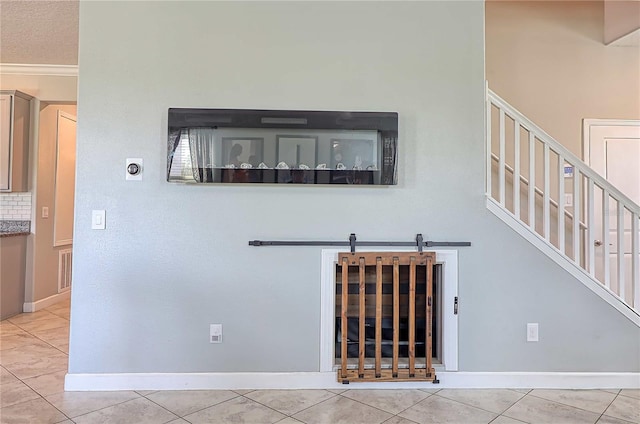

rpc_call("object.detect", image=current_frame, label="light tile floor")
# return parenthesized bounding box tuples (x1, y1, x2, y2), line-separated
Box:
(1, 300, 639, 423)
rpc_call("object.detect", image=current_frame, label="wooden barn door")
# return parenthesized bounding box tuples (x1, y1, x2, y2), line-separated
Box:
(336, 251, 436, 383)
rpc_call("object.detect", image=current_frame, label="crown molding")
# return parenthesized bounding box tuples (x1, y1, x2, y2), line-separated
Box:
(0, 63, 78, 77)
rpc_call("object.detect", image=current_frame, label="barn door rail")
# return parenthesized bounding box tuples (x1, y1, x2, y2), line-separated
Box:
(249, 233, 471, 253)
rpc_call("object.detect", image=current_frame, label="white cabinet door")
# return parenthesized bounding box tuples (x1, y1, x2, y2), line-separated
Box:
(0, 94, 11, 191)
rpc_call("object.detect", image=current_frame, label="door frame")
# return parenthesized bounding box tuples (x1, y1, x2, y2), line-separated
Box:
(53, 110, 77, 247)
(582, 118, 640, 296)
(583, 119, 640, 168)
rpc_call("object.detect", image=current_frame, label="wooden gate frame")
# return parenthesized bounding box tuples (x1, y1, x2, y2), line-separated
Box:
(338, 251, 437, 383)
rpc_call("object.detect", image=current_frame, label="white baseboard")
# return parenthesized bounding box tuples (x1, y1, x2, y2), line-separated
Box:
(23, 290, 70, 313)
(64, 371, 640, 391)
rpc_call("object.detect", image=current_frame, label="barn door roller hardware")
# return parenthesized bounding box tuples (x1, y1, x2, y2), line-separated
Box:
(249, 233, 471, 252)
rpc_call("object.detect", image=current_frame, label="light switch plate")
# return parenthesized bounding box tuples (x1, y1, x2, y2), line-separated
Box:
(91, 210, 106, 230)
(42, 206, 49, 219)
(565, 194, 573, 207)
(527, 323, 539, 342)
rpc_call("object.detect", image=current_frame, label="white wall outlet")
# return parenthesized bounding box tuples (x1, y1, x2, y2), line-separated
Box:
(42, 206, 49, 218)
(91, 210, 106, 230)
(126, 158, 143, 181)
(565, 193, 573, 207)
(210, 324, 223, 343)
(527, 323, 539, 342)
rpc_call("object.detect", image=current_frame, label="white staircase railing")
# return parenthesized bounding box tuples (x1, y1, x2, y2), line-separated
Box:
(486, 88, 639, 317)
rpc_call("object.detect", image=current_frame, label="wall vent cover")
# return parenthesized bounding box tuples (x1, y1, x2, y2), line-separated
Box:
(58, 248, 72, 293)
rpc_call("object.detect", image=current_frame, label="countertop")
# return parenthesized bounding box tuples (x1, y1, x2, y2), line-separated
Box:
(0, 220, 30, 238)
(0, 231, 30, 238)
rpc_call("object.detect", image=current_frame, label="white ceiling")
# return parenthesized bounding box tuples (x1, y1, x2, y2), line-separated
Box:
(0, 0, 79, 65)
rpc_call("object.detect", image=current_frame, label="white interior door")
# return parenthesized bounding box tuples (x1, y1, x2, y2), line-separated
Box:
(585, 120, 640, 302)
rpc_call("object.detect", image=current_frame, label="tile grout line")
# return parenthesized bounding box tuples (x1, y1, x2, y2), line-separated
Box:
(5, 316, 70, 356)
(500, 391, 532, 423)
(594, 391, 619, 424)
(526, 390, 620, 417)
(374, 391, 435, 421)
(434, 390, 527, 417)
(241, 390, 339, 419)
(141, 390, 239, 420)
(488, 411, 529, 424)
(338, 390, 435, 421)
(119, 394, 181, 422)
(2, 319, 73, 422)
(593, 391, 638, 424)
(12, 306, 127, 424)
(62, 394, 150, 422)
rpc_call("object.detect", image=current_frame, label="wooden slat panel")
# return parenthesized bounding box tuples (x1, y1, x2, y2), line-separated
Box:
(339, 294, 427, 318)
(337, 251, 437, 384)
(408, 256, 416, 376)
(358, 258, 366, 378)
(341, 368, 436, 383)
(375, 257, 382, 378)
(341, 257, 348, 379)
(426, 256, 433, 372)
(392, 257, 399, 377)
(338, 252, 434, 266)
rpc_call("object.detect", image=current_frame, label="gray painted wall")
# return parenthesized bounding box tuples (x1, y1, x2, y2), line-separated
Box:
(69, 1, 639, 374)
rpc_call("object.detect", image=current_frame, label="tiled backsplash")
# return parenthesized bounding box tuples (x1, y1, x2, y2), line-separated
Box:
(0, 192, 32, 220)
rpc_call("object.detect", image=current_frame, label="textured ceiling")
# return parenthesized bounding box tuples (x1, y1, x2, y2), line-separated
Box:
(0, 0, 79, 65)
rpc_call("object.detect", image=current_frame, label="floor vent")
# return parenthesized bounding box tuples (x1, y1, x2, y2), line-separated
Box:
(58, 248, 73, 293)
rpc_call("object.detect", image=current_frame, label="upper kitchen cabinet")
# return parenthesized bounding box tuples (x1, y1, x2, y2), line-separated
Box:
(1, 90, 32, 192)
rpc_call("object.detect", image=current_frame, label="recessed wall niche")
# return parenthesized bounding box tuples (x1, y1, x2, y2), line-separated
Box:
(167, 109, 398, 185)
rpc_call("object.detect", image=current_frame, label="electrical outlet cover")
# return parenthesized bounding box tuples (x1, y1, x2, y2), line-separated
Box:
(210, 324, 223, 343)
